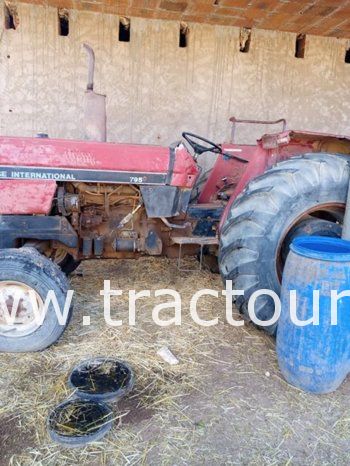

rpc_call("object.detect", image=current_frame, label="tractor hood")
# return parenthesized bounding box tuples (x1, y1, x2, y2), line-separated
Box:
(0, 136, 199, 189)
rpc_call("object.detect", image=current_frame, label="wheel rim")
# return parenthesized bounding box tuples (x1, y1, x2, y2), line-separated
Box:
(0, 281, 44, 338)
(276, 203, 344, 281)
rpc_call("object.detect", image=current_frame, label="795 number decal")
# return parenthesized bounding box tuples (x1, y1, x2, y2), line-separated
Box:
(130, 176, 147, 183)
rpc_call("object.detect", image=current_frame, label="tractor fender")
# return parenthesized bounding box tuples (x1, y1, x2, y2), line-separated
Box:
(0, 215, 78, 249)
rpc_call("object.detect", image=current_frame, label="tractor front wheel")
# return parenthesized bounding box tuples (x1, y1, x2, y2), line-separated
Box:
(219, 153, 348, 334)
(0, 248, 72, 352)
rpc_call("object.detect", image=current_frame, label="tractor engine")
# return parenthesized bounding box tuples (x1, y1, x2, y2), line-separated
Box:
(57, 183, 163, 258)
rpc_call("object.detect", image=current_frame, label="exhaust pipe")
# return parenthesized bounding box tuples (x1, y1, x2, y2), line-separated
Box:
(83, 43, 107, 142)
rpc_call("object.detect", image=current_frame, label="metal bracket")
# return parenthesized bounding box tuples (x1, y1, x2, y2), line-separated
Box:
(177, 242, 205, 272)
(171, 236, 218, 272)
(229, 116, 287, 143)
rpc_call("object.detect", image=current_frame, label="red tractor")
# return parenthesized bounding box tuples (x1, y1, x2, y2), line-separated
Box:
(0, 46, 349, 352)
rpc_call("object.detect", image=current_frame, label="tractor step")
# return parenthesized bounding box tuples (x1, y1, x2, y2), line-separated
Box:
(171, 236, 218, 271)
(171, 236, 218, 245)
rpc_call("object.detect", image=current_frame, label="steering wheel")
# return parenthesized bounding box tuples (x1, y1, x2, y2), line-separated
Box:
(182, 132, 222, 155)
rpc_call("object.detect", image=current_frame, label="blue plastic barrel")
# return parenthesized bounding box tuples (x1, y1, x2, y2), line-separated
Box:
(277, 236, 350, 394)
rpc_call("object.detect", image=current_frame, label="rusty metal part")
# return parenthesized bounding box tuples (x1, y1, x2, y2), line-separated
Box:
(229, 116, 287, 143)
(64, 194, 80, 213)
(58, 187, 80, 216)
(116, 202, 143, 229)
(64, 181, 171, 257)
(107, 201, 143, 250)
(161, 217, 191, 229)
(57, 186, 68, 215)
(144, 230, 162, 255)
(83, 237, 93, 256)
(114, 238, 136, 252)
(81, 211, 103, 229)
(74, 183, 140, 207)
(171, 236, 218, 245)
(171, 236, 218, 271)
(94, 236, 104, 256)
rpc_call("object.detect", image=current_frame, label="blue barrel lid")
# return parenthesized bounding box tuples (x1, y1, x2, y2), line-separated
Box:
(290, 236, 350, 262)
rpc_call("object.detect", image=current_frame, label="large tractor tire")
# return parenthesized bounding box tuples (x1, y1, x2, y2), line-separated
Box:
(0, 248, 73, 352)
(219, 153, 349, 334)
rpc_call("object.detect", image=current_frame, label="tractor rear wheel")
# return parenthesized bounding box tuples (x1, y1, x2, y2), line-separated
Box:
(219, 153, 349, 334)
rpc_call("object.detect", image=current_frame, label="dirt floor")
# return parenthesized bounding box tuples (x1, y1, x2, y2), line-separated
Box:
(0, 257, 350, 465)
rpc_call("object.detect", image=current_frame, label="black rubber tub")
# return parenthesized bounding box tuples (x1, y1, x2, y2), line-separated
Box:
(48, 399, 114, 447)
(68, 357, 135, 402)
